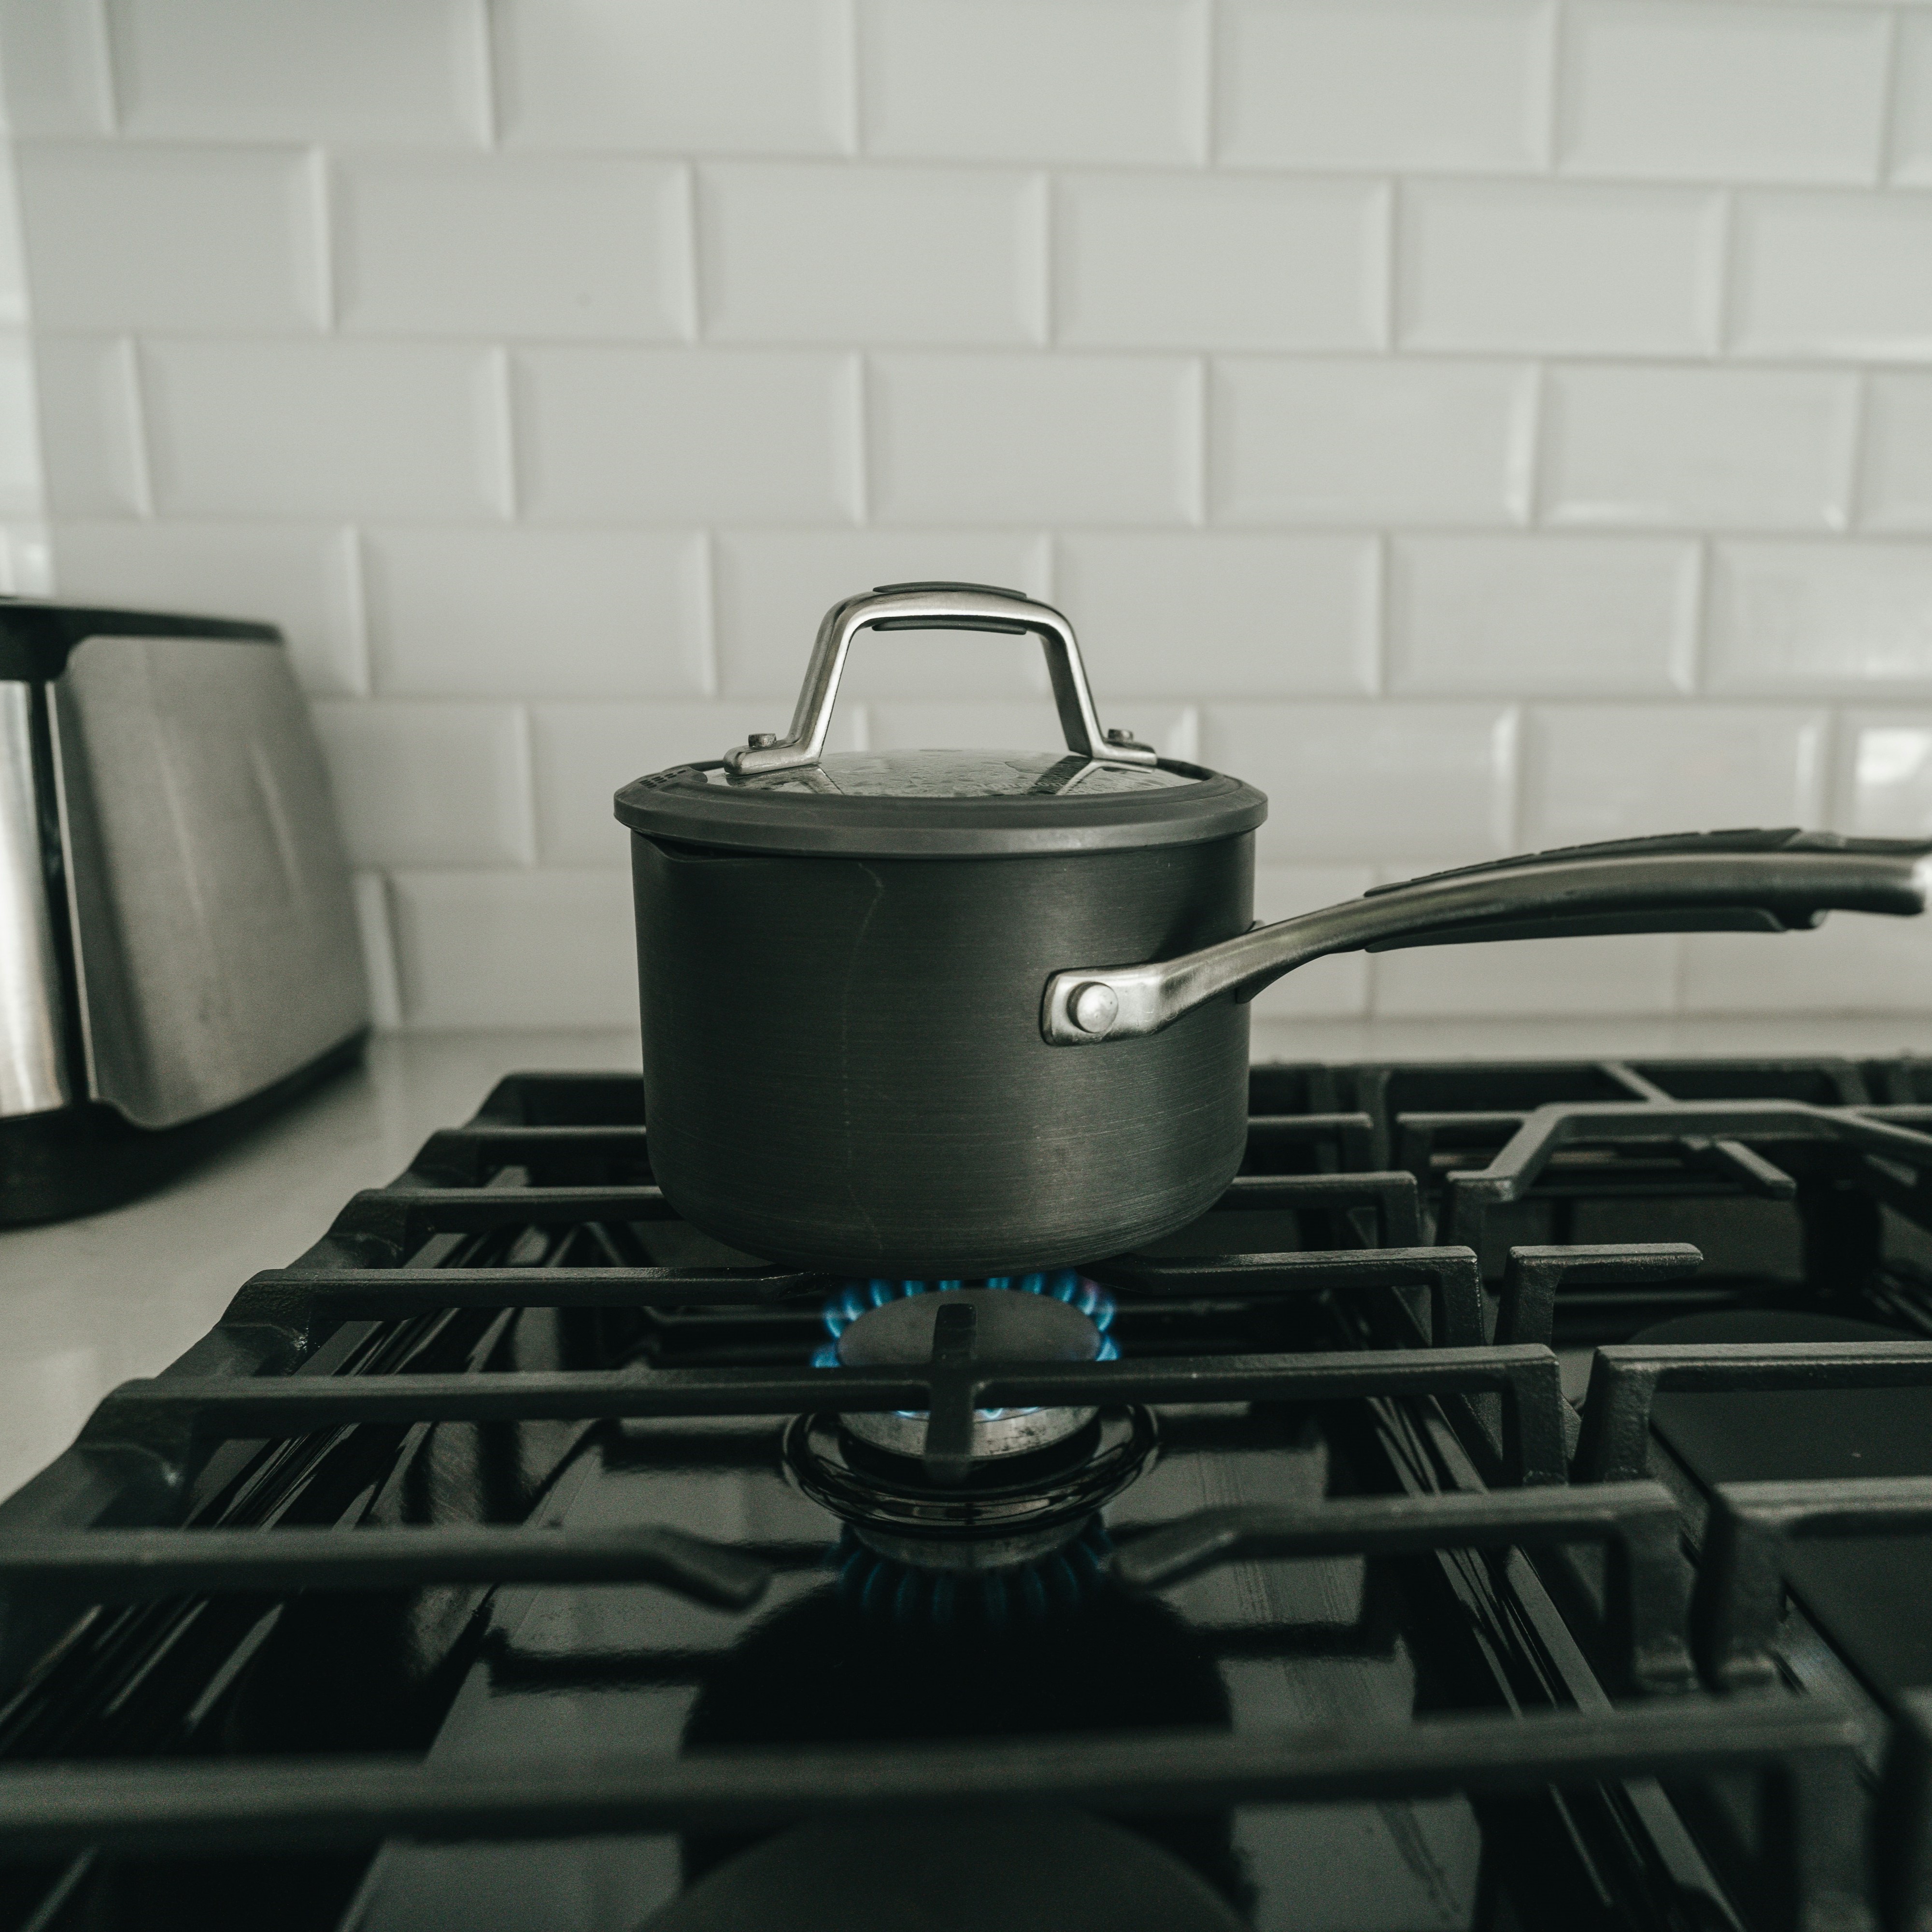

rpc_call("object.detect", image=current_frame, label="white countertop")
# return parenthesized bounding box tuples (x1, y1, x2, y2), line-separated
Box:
(8, 1013, 1932, 1505)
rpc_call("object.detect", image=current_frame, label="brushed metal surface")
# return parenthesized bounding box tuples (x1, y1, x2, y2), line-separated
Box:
(633, 833, 1252, 1276)
(51, 634, 368, 1129)
(0, 682, 71, 1117)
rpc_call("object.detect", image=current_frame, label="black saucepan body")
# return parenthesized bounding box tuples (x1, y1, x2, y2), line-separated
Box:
(629, 832, 1252, 1277)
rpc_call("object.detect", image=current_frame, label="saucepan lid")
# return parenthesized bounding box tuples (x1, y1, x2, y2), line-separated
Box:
(613, 583, 1266, 860)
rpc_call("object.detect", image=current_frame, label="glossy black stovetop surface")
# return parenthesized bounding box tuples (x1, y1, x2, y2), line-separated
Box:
(9, 1057, 1932, 1931)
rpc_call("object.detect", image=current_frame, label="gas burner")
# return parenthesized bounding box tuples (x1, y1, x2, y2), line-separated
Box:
(833, 1520, 1115, 1627)
(830, 1286, 1109, 1460)
(783, 1406, 1156, 1567)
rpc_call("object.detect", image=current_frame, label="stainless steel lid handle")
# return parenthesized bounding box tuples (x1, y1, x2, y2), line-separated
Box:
(723, 582, 1156, 776)
(1042, 830, 1932, 1045)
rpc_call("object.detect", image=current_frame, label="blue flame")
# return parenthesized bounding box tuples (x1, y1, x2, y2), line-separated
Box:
(834, 1520, 1113, 1627)
(811, 1272, 1119, 1415)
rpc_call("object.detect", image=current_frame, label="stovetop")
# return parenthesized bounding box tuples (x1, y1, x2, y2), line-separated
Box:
(7, 1058, 1932, 1930)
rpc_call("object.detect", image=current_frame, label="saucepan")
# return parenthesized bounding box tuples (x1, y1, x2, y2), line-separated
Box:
(615, 583, 1932, 1278)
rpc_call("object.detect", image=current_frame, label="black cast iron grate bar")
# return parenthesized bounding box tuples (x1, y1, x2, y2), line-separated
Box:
(1094, 1246, 1484, 1347)
(1440, 1101, 1932, 1251)
(79, 1345, 1572, 1488)
(1600, 1063, 1801, 1200)
(1112, 1481, 1694, 1696)
(1693, 1477, 1932, 1691)
(1574, 1340, 1932, 1483)
(0, 1699, 1859, 1866)
(1497, 1244, 1705, 1350)
(0, 1524, 768, 1609)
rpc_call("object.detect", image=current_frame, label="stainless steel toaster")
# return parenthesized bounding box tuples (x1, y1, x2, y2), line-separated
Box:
(0, 601, 368, 1222)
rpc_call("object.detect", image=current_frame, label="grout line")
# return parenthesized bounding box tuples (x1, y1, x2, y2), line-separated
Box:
(91, 0, 121, 135)
(1195, 0, 1218, 168)
(118, 335, 155, 518)
(1681, 535, 1709, 700)
(679, 162, 703, 342)
(1877, 4, 1904, 187)
(510, 701, 538, 867)
(848, 352, 870, 525)
(1842, 368, 1873, 535)
(1032, 171, 1054, 347)
(307, 147, 335, 332)
(841, 0, 864, 159)
(1187, 354, 1209, 526)
(1370, 531, 1391, 699)
(1541, 0, 1566, 177)
(472, 0, 501, 150)
(484, 342, 517, 519)
(1381, 178, 1403, 351)
(1706, 187, 1736, 360)
(693, 529, 720, 698)
(342, 524, 373, 698)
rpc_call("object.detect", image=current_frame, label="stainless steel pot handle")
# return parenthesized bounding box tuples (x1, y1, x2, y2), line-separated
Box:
(723, 582, 1157, 776)
(1041, 829, 1932, 1045)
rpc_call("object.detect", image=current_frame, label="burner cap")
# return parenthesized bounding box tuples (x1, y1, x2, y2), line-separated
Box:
(838, 1289, 1101, 1461)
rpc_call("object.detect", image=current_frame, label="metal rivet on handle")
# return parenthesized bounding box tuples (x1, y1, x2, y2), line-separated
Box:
(747, 732, 779, 749)
(1068, 982, 1119, 1036)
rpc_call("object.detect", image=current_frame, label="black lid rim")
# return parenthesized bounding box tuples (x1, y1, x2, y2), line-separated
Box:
(613, 759, 1267, 858)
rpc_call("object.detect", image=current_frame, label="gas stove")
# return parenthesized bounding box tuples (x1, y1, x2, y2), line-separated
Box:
(7, 1058, 1932, 1929)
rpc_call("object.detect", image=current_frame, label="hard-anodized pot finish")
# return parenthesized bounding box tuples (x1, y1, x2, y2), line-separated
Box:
(630, 831, 1251, 1277)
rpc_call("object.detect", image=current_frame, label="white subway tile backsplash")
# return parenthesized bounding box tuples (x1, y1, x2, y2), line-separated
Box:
(1054, 174, 1386, 352)
(33, 335, 145, 516)
(859, 0, 1206, 164)
(142, 341, 508, 518)
(495, 0, 853, 156)
(1558, 1, 1889, 185)
(1371, 916, 1679, 1016)
(349, 871, 402, 1031)
(336, 155, 691, 341)
(700, 165, 1043, 346)
(868, 352, 1199, 525)
(1398, 181, 1724, 354)
(1730, 193, 1932, 359)
(17, 143, 323, 331)
(516, 348, 862, 524)
(310, 699, 533, 867)
(0, 336, 39, 517)
(1860, 373, 1932, 530)
(1839, 709, 1932, 837)
(1681, 912, 1932, 1013)
(1249, 864, 1373, 1020)
(1218, 0, 1554, 173)
(1889, 13, 1932, 188)
(1209, 356, 1534, 526)
(529, 697, 865, 867)
(713, 529, 1049, 698)
(389, 868, 639, 1028)
(51, 520, 364, 696)
(1388, 535, 1697, 695)
(1055, 531, 1378, 697)
(108, 0, 489, 144)
(1522, 703, 1827, 845)
(1200, 701, 1518, 861)
(365, 527, 709, 700)
(1540, 363, 1857, 530)
(0, 0, 115, 135)
(1709, 541, 1932, 694)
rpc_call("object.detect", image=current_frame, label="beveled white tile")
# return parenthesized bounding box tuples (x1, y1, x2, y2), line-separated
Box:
(349, 871, 402, 1031)
(0, 0, 116, 135)
(515, 349, 862, 524)
(1055, 531, 1378, 698)
(109, 0, 490, 143)
(859, 0, 1207, 164)
(700, 164, 1043, 345)
(389, 869, 640, 1028)
(18, 142, 324, 331)
(496, 0, 853, 155)
(52, 520, 364, 696)
(1838, 710, 1932, 837)
(337, 155, 691, 340)
(1219, 0, 1554, 172)
(365, 527, 709, 699)
(142, 341, 508, 518)
(33, 335, 145, 516)
(1522, 704, 1826, 845)
(1209, 357, 1534, 526)
(1199, 701, 1518, 861)
(1730, 192, 1932, 359)
(1541, 363, 1856, 531)
(1890, 13, 1932, 187)
(714, 530, 1050, 698)
(1559, 1, 1888, 184)
(1388, 536, 1697, 695)
(0, 336, 39, 518)
(1055, 174, 1386, 351)
(309, 699, 533, 867)
(1250, 864, 1373, 1021)
(1680, 912, 1932, 1013)
(1398, 181, 1724, 355)
(1859, 373, 1932, 530)
(868, 353, 1200, 525)
(530, 698, 862, 867)
(1707, 542, 1932, 693)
